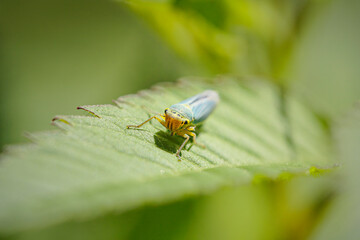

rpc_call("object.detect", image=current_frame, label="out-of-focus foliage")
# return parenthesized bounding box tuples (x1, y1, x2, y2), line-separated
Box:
(127, 0, 312, 79)
(310, 104, 360, 240)
(184, 175, 336, 240)
(288, 0, 360, 120)
(10, 175, 337, 240)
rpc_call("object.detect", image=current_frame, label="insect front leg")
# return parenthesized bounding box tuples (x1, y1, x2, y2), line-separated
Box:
(127, 115, 165, 129)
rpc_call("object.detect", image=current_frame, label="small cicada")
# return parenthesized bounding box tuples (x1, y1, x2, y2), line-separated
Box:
(127, 90, 219, 160)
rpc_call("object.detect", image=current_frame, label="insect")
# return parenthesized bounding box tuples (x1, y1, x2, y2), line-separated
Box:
(127, 90, 219, 160)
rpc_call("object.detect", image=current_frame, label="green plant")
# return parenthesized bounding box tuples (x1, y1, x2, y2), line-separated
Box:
(0, 0, 359, 239)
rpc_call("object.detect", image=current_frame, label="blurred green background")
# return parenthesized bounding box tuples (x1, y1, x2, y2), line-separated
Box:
(1, 0, 359, 150)
(1, 0, 360, 239)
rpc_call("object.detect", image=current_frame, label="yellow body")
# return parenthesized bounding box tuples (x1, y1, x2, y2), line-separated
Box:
(126, 108, 203, 160)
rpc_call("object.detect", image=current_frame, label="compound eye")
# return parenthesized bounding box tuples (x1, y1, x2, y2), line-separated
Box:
(164, 109, 168, 114)
(184, 120, 189, 124)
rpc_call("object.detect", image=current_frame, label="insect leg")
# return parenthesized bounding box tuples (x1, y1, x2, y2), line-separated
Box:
(127, 115, 165, 129)
(155, 114, 167, 128)
(187, 131, 205, 148)
(176, 134, 190, 161)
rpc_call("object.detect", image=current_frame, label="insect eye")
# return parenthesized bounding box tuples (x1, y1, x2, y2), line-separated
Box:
(164, 109, 168, 114)
(184, 120, 188, 124)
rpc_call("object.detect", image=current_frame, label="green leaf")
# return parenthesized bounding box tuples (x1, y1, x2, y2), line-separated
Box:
(0, 77, 333, 235)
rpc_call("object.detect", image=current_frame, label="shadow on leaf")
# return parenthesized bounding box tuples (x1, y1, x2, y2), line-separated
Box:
(154, 131, 181, 154)
(153, 125, 205, 155)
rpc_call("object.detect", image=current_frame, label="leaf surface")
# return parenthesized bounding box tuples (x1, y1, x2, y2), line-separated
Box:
(0, 77, 333, 234)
